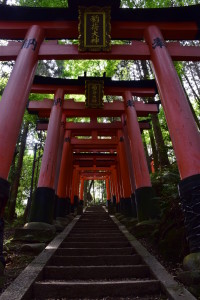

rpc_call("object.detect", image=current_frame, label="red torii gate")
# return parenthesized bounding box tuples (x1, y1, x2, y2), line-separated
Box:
(27, 76, 158, 221)
(0, 1, 199, 262)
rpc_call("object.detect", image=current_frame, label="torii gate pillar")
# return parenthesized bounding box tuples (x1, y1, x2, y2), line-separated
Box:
(118, 132, 132, 216)
(0, 25, 44, 265)
(145, 26, 200, 253)
(124, 92, 159, 221)
(55, 130, 72, 218)
(79, 177, 84, 206)
(29, 89, 64, 224)
(106, 176, 111, 206)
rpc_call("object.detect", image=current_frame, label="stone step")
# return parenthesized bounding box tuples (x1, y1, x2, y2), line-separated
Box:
(64, 237, 127, 242)
(49, 254, 141, 266)
(44, 265, 150, 280)
(69, 233, 124, 238)
(73, 225, 118, 229)
(34, 279, 160, 299)
(56, 247, 135, 256)
(80, 219, 111, 221)
(60, 241, 131, 248)
(70, 229, 120, 234)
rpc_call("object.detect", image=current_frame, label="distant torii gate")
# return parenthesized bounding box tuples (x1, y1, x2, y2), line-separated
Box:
(0, 1, 199, 262)
(27, 76, 158, 223)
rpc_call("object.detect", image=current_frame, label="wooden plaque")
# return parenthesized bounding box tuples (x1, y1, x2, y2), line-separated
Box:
(85, 80, 104, 108)
(78, 6, 111, 52)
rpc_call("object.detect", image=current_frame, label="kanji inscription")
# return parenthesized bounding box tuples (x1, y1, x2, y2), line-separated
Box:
(78, 6, 111, 52)
(85, 80, 104, 108)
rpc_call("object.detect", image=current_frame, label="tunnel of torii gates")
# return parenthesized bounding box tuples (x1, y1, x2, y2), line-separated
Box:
(0, 0, 200, 264)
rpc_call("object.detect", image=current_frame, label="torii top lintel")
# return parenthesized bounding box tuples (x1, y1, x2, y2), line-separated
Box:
(31, 75, 157, 96)
(0, 4, 200, 40)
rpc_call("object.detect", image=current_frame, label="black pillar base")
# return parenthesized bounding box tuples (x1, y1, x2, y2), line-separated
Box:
(116, 203, 120, 213)
(107, 199, 111, 207)
(178, 174, 200, 253)
(54, 195, 58, 219)
(112, 195, 117, 206)
(131, 193, 137, 218)
(71, 204, 75, 213)
(120, 198, 125, 213)
(29, 187, 55, 224)
(135, 187, 159, 222)
(74, 195, 79, 209)
(79, 200, 84, 206)
(123, 197, 132, 217)
(55, 197, 68, 218)
(66, 197, 71, 215)
(0, 177, 10, 267)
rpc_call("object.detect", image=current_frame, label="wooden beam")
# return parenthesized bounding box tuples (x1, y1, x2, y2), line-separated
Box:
(28, 99, 159, 118)
(1, 42, 200, 61)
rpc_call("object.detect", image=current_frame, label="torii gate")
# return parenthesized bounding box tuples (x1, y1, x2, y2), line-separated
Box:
(0, 1, 199, 262)
(27, 76, 158, 222)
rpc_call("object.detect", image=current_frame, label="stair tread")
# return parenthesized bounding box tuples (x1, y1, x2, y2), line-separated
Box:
(36, 279, 159, 284)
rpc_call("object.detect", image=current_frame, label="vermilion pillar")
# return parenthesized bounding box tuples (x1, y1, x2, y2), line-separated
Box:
(66, 149, 73, 204)
(71, 167, 79, 213)
(75, 171, 80, 207)
(54, 113, 66, 192)
(30, 89, 64, 224)
(117, 131, 132, 216)
(145, 25, 200, 253)
(116, 162, 123, 212)
(79, 177, 84, 205)
(124, 91, 158, 221)
(0, 26, 45, 182)
(54, 113, 66, 218)
(56, 130, 71, 218)
(110, 171, 116, 206)
(122, 116, 137, 218)
(106, 176, 111, 206)
(0, 25, 44, 265)
(112, 167, 120, 209)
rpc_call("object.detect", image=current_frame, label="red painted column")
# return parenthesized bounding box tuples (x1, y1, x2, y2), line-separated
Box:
(54, 113, 66, 193)
(79, 177, 84, 203)
(30, 89, 64, 224)
(124, 93, 151, 188)
(0, 25, 45, 235)
(117, 131, 132, 216)
(145, 25, 200, 253)
(122, 115, 137, 218)
(116, 162, 123, 203)
(0, 25, 45, 265)
(110, 171, 116, 205)
(71, 167, 79, 212)
(66, 149, 73, 203)
(112, 167, 120, 209)
(123, 91, 158, 221)
(106, 176, 111, 205)
(145, 26, 200, 180)
(0, 26, 45, 181)
(56, 130, 71, 217)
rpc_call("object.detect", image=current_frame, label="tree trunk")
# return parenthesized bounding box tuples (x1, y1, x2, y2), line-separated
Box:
(142, 133, 151, 173)
(149, 129, 159, 172)
(139, 60, 170, 169)
(182, 78, 200, 130)
(7, 122, 29, 222)
(151, 114, 170, 169)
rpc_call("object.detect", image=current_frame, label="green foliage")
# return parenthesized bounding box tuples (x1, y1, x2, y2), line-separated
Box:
(18, 0, 68, 7)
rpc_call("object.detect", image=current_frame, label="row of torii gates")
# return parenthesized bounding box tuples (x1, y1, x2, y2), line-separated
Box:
(0, 0, 200, 264)
(27, 75, 159, 223)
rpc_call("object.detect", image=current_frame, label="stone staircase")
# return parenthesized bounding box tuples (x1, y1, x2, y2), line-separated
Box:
(33, 206, 166, 299)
